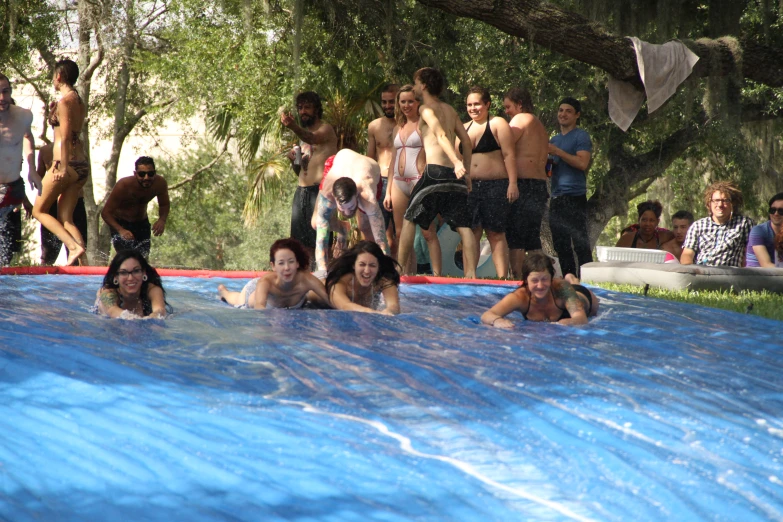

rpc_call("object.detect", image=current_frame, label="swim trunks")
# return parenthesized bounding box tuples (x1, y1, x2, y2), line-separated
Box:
(291, 184, 319, 249)
(468, 178, 511, 233)
(110, 217, 152, 258)
(0, 178, 26, 265)
(507, 178, 548, 251)
(404, 164, 471, 231)
(318, 155, 337, 191)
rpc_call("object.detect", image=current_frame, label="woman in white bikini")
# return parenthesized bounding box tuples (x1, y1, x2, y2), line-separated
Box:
(218, 238, 330, 309)
(384, 84, 442, 275)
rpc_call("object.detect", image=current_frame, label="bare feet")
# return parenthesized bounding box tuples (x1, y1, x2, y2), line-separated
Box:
(217, 284, 229, 302)
(66, 244, 85, 266)
(564, 273, 580, 285)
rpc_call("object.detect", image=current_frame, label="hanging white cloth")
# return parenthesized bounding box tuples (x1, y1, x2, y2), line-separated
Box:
(608, 37, 700, 131)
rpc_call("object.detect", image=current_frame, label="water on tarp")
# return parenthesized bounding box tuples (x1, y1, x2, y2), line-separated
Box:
(1, 276, 782, 522)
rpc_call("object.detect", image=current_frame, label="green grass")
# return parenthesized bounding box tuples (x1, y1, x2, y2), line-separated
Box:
(591, 282, 783, 322)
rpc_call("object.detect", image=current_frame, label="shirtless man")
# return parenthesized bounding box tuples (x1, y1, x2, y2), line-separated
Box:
(503, 87, 550, 279)
(0, 73, 38, 266)
(396, 67, 477, 278)
(37, 142, 88, 264)
(282, 91, 339, 262)
(366, 83, 398, 254)
(661, 210, 694, 262)
(101, 156, 170, 258)
(311, 148, 388, 273)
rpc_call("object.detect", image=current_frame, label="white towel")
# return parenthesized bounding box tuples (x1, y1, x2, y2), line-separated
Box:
(608, 37, 700, 131)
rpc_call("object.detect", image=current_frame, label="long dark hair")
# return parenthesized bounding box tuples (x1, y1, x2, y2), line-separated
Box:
(103, 250, 167, 303)
(326, 241, 400, 295)
(520, 251, 555, 288)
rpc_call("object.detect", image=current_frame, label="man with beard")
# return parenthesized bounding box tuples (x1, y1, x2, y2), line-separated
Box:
(101, 156, 170, 258)
(0, 73, 38, 265)
(282, 91, 338, 262)
(366, 83, 398, 253)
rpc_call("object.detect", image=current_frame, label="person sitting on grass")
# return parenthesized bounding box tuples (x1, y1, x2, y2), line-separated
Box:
(481, 251, 598, 327)
(326, 240, 401, 315)
(616, 200, 674, 249)
(96, 250, 169, 319)
(218, 238, 330, 309)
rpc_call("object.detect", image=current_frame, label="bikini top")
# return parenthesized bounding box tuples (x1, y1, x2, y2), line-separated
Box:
(521, 287, 569, 321)
(48, 90, 83, 128)
(117, 293, 153, 317)
(631, 230, 661, 249)
(459, 120, 501, 155)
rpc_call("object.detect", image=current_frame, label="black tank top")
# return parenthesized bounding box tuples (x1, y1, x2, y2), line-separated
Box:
(459, 120, 501, 154)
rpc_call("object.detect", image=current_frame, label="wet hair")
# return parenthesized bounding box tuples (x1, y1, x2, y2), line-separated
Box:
(54, 59, 80, 87)
(637, 200, 663, 219)
(269, 237, 310, 271)
(413, 67, 444, 97)
(103, 250, 169, 308)
(394, 84, 419, 127)
(560, 96, 581, 115)
(135, 156, 155, 170)
(0, 73, 10, 91)
(672, 210, 694, 223)
(504, 87, 534, 113)
(333, 177, 358, 204)
(381, 83, 399, 95)
(704, 181, 743, 214)
(467, 85, 491, 105)
(520, 251, 555, 287)
(768, 192, 783, 208)
(325, 240, 401, 295)
(295, 91, 323, 119)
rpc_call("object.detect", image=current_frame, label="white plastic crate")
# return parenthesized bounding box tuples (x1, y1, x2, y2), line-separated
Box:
(595, 246, 667, 264)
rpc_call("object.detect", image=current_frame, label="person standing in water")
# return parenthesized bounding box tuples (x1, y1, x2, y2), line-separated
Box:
(396, 67, 478, 278)
(367, 84, 398, 254)
(101, 156, 170, 258)
(503, 87, 550, 279)
(282, 91, 339, 262)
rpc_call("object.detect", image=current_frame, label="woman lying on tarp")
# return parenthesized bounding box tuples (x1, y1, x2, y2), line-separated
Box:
(96, 250, 170, 319)
(481, 251, 599, 326)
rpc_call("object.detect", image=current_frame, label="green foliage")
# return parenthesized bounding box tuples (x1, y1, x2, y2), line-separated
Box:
(149, 141, 294, 270)
(594, 282, 783, 322)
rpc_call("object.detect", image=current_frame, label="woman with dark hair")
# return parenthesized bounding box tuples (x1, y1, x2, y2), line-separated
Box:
(455, 85, 518, 278)
(326, 240, 401, 314)
(96, 250, 168, 318)
(218, 237, 330, 309)
(32, 59, 90, 266)
(481, 251, 598, 327)
(616, 200, 674, 249)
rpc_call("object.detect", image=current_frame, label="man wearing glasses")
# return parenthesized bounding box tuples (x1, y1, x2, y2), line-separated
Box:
(102, 156, 170, 258)
(745, 192, 783, 267)
(681, 181, 753, 267)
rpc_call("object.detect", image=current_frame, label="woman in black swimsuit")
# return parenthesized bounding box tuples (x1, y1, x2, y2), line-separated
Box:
(32, 59, 90, 266)
(616, 200, 674, 250)
(456, 86, 518, 278)
(326, 241, 401, 315)
(96, 250, 169, 319)
(481, 251, 599, 327)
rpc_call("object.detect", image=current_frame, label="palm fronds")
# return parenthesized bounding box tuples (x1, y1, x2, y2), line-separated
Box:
(242, 149, 291, 226)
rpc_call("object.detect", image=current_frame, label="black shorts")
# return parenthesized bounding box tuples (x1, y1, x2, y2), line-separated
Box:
(291, 184, 319, 249)
(111, 217, 152, 257)
(572, 283, 593, 315)
(403, 164, 471, 231)
(41, 198, 88, 265)
(469, 179, 510, 233)
(507, 178, 549, 251)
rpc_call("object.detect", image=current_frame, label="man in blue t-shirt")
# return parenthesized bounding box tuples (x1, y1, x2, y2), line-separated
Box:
(746, 192, 783, 267)
(548, 97, 593, 277)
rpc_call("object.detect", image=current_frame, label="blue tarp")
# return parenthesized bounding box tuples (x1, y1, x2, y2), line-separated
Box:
(0, 276, 781, 521)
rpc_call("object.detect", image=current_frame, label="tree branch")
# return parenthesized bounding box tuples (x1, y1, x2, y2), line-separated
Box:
(118, 96, 177, 140)
(169, 138, 231, 190)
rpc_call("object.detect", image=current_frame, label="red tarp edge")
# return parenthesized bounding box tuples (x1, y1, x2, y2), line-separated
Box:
(0, 266, 519, 286)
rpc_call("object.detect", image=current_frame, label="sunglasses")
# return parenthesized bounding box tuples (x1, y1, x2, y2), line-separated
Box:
(136, 170, 156, 178)
(769, 208, 783, 216)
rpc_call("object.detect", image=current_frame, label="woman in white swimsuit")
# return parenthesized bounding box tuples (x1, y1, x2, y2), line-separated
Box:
(384, 84, 442, 275)
(218, 238, 330, 309)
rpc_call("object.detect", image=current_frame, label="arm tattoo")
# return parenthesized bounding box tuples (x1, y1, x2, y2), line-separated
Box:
(315, 194, 334, 272)
(554, 282, 582, 316)
(367, 211, 390, 255)
(99, 289, 119, 310)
